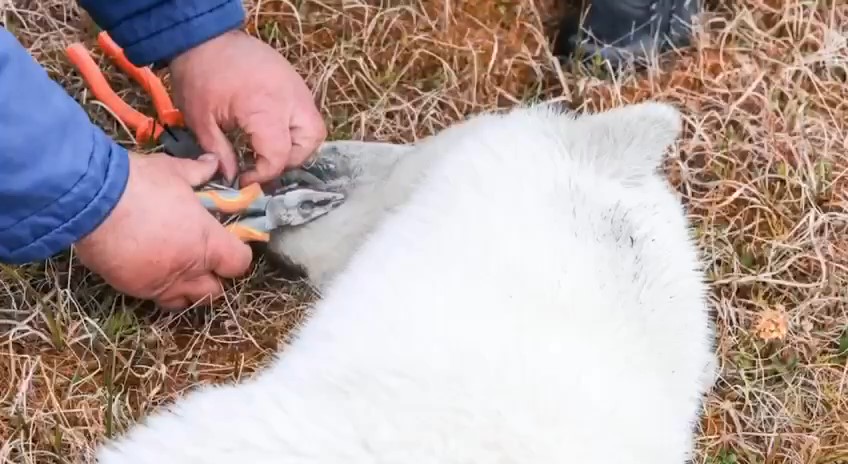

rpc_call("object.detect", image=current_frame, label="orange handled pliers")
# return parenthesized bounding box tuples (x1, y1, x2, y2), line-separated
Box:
(197, 183, 345, 242)
(65, 31, 205, 158)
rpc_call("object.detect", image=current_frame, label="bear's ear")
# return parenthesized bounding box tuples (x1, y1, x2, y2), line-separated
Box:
(565, 101, 684, 182)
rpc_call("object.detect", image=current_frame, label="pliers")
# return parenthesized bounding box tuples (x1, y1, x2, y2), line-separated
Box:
(196, 182, 345, 242)
(65, 32, 347, 241)
(65, 31, 204, 158)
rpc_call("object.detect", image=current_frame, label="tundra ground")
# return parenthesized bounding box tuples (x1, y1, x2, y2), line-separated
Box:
(1, 1, 847, 463)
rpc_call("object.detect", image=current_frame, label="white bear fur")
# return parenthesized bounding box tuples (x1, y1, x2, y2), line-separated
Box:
(96, 101, 717, 464)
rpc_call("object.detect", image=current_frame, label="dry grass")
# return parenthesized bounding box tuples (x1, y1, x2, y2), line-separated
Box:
(2, 0, 848, 462)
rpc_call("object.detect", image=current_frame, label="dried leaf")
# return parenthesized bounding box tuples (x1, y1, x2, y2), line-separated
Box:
(754, 308, 789, 341)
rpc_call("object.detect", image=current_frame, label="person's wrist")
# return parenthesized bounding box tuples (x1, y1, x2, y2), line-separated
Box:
(74, 154, 135, 250)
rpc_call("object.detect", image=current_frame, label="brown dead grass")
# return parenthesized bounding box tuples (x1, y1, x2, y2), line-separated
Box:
(2, 0, 848, 463)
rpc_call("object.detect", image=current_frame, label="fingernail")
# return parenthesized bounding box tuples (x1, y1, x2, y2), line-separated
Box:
(198, 154, 218, 163)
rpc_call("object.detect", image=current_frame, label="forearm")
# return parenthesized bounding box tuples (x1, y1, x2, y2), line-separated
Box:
(0, 28, 129, 264)
(77, 0, 246, 67)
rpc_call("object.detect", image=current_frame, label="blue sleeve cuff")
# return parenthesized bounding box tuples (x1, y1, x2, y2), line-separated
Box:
(79, 0, 246, 67)
(2, 136, 129, 265)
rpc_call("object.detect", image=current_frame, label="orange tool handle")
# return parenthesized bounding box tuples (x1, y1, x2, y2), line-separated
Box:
(96, 32, 184, 128)
(196, 183, 264, 214)
(65, 43, 162, 143)
(225, 224, 270, 242)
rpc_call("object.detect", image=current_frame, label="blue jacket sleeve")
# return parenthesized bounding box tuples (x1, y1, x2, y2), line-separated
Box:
(78, 0, 246, 67)
(0, 28, 129, 264)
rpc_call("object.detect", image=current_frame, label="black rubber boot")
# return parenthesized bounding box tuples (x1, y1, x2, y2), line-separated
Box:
(555, 0, 700, 70)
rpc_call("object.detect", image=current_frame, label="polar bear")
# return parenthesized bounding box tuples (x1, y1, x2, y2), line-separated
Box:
(96, 101, 717, 464)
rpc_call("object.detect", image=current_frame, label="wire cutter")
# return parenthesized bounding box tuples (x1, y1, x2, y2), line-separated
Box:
(196, 183, 345, 242)
(65, 31, 205, 158)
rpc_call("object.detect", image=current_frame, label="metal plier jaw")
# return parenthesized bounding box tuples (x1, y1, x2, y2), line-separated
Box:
(264, 188, 346, 227)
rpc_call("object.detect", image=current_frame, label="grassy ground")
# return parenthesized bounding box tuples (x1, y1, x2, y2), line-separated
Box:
(2, 0, 847, 462)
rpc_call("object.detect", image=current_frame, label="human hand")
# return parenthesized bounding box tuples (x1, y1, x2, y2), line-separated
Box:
(74, 152, 253, 310)
(169, 30, 327, 186)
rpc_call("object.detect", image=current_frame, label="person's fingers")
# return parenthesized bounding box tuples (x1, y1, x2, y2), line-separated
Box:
(239, 115, 293, 186)
(240, 156, 286, 187)
(181, 273, 225, 304)
(286, 102, 327, 167)
(192, 118, 241, 183)
(204, 220, 255, 279)
(157, 295, 191, 311)
(286, 142, 320, 169)
(157, 273, 225, 310)
(163, 154, 220, 187)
